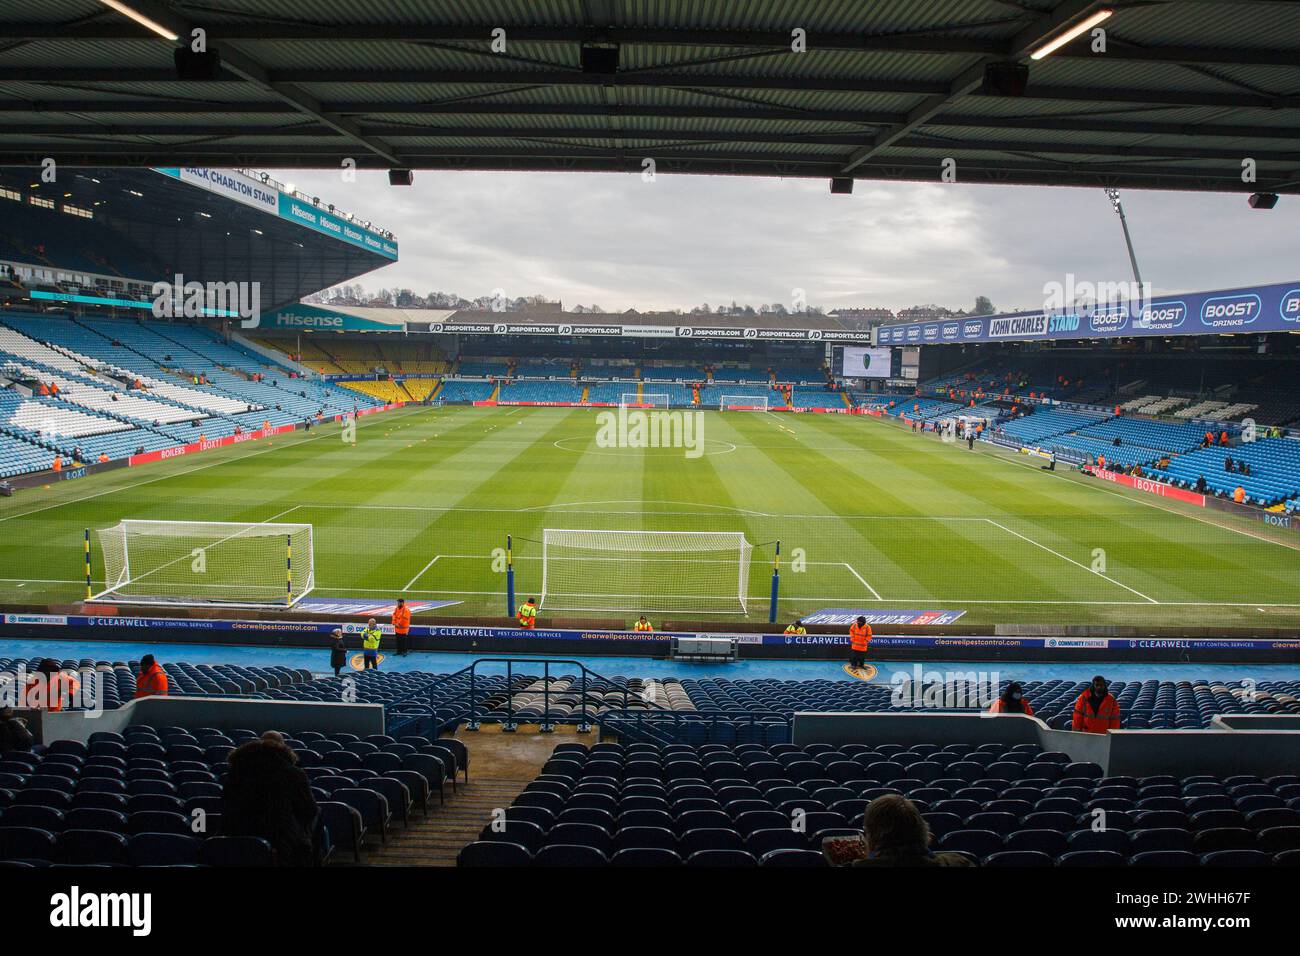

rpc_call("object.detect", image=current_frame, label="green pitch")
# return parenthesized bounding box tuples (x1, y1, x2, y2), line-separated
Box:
(2, 404, 1298, 629)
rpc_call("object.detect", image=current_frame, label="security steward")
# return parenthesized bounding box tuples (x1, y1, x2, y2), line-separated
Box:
(784, 620, 807, 636)
(848, 616, 873, 670)
(517, 597, 538, 630)
(361, 618, 383, 670)
(1071, 675, 1121, 733)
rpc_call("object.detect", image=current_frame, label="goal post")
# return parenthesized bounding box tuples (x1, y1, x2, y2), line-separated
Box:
(89, 520, 315, 608)
(720, 394, 769, 411)
(621, 392, 670, 408)
(538, 528, 753, 614)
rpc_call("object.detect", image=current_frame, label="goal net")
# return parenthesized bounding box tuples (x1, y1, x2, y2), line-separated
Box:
(621, 393, 670, 408)
(539, 528, 753, 614)
(720, 394, 769, 411)
(91, 520, 315, 608)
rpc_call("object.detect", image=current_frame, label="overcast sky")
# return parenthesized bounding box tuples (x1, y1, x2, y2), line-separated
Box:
(280, 167, 1298, 314)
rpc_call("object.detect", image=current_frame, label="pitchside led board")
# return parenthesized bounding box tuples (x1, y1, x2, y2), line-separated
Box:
(835, 346, 894, 379)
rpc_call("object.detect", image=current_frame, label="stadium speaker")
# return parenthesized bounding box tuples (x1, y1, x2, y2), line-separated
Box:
(981, 62, 1029, 97)
(829, 177, 854, 195)
(173, 47, 223, 81)
(388, 168, 414, 186)
(581, 45, 620, 75)
(1248, 192, 1278, 209)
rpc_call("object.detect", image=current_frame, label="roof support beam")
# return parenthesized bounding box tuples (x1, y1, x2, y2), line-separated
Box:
(4, 20, 1298, 70)
(839, 0, 1111, 174)
(84, 0, 405, 167)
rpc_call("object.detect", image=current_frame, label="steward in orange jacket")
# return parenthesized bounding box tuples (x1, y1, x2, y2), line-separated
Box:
(989, 682, 1034, 716)
(24, 659, 80, 711)
(848, 617, 872, 669)
(392, 598, 412, 656)
(134, 655, 169, 699)
(1072, 676, 1120, 733)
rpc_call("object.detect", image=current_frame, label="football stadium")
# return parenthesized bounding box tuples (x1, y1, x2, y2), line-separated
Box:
(2, 0, 1300, 933)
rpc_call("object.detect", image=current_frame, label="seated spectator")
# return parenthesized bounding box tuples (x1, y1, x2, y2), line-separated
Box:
(24, 659, 79, 711)
(1224, 457, 1234, 473)
(0, 706, 33, 754)
(222, 736, 321, 866)
(988, 681, 1034, 716)
(822, 795, 974, 867)
(134, 654, 169, 699)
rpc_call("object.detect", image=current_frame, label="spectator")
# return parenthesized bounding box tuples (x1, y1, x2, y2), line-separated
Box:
(134, 654, 169, 699)
(1071, 675, 1121, 733)
(222, 736, 321, 866)
(328, 628, 347, 676)
(1225, 457, 1234, 473)
(1195, 475, 1207, 494)
(822, 795, 974, 867)
(0, 706, 33, 754)
(989, 681, 1034, 716)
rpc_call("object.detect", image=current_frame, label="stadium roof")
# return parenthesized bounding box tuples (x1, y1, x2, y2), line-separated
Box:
(2, 1, 1299, 193)
(0, 166, 395, 310)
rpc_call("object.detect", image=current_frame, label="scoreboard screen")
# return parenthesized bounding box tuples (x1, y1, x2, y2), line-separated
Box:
(834, 346, 893, 379)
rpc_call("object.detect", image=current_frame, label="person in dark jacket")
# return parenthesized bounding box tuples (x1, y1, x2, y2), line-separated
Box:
(0, 706, 34, 754)
(822, 794, 974, 867)
(221, 736, 321, 866)
(328, 628, 347, 676)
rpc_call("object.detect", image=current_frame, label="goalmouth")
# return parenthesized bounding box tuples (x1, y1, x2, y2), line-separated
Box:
(720, 394, 769, 411)
(89, 519, 315, 608)
(539, 528, 753, 614)
(621, 393, 670, 408)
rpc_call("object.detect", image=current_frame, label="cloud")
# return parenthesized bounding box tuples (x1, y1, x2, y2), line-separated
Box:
(281, 168, 1297, 312)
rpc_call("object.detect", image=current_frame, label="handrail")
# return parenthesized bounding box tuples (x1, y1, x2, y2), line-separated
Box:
(370, 656, 673, 736)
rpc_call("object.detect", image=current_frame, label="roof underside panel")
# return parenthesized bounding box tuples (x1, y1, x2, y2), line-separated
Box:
(0, 0, 1297, 192)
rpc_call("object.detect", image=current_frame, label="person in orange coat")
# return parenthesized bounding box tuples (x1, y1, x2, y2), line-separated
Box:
(392, 597, 411, 656)
(134, 655, 169, 699)
(989, 681, 1034, 716)
(1071, 675, 1120, 733)
(24, 659, 80, 711)
(848, 616, 873, 670)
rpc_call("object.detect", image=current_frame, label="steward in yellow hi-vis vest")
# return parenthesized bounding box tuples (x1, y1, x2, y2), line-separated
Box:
(633, 616, 653, 632)
(784, 620, 807, 636)
(361, 619, 382, 669)
(517, 598, 537, 629)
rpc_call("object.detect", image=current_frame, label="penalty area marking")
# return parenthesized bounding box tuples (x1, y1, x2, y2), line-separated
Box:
(843, 563, 883, 600)
(402, 555, 442, 591)
(983, 518, 1159, 605)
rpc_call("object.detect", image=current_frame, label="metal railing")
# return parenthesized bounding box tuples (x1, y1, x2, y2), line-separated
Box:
(370, 657, 672, 737)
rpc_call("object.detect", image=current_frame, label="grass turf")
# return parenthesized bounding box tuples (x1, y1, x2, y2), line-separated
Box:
(1, 404, 1297, 629)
